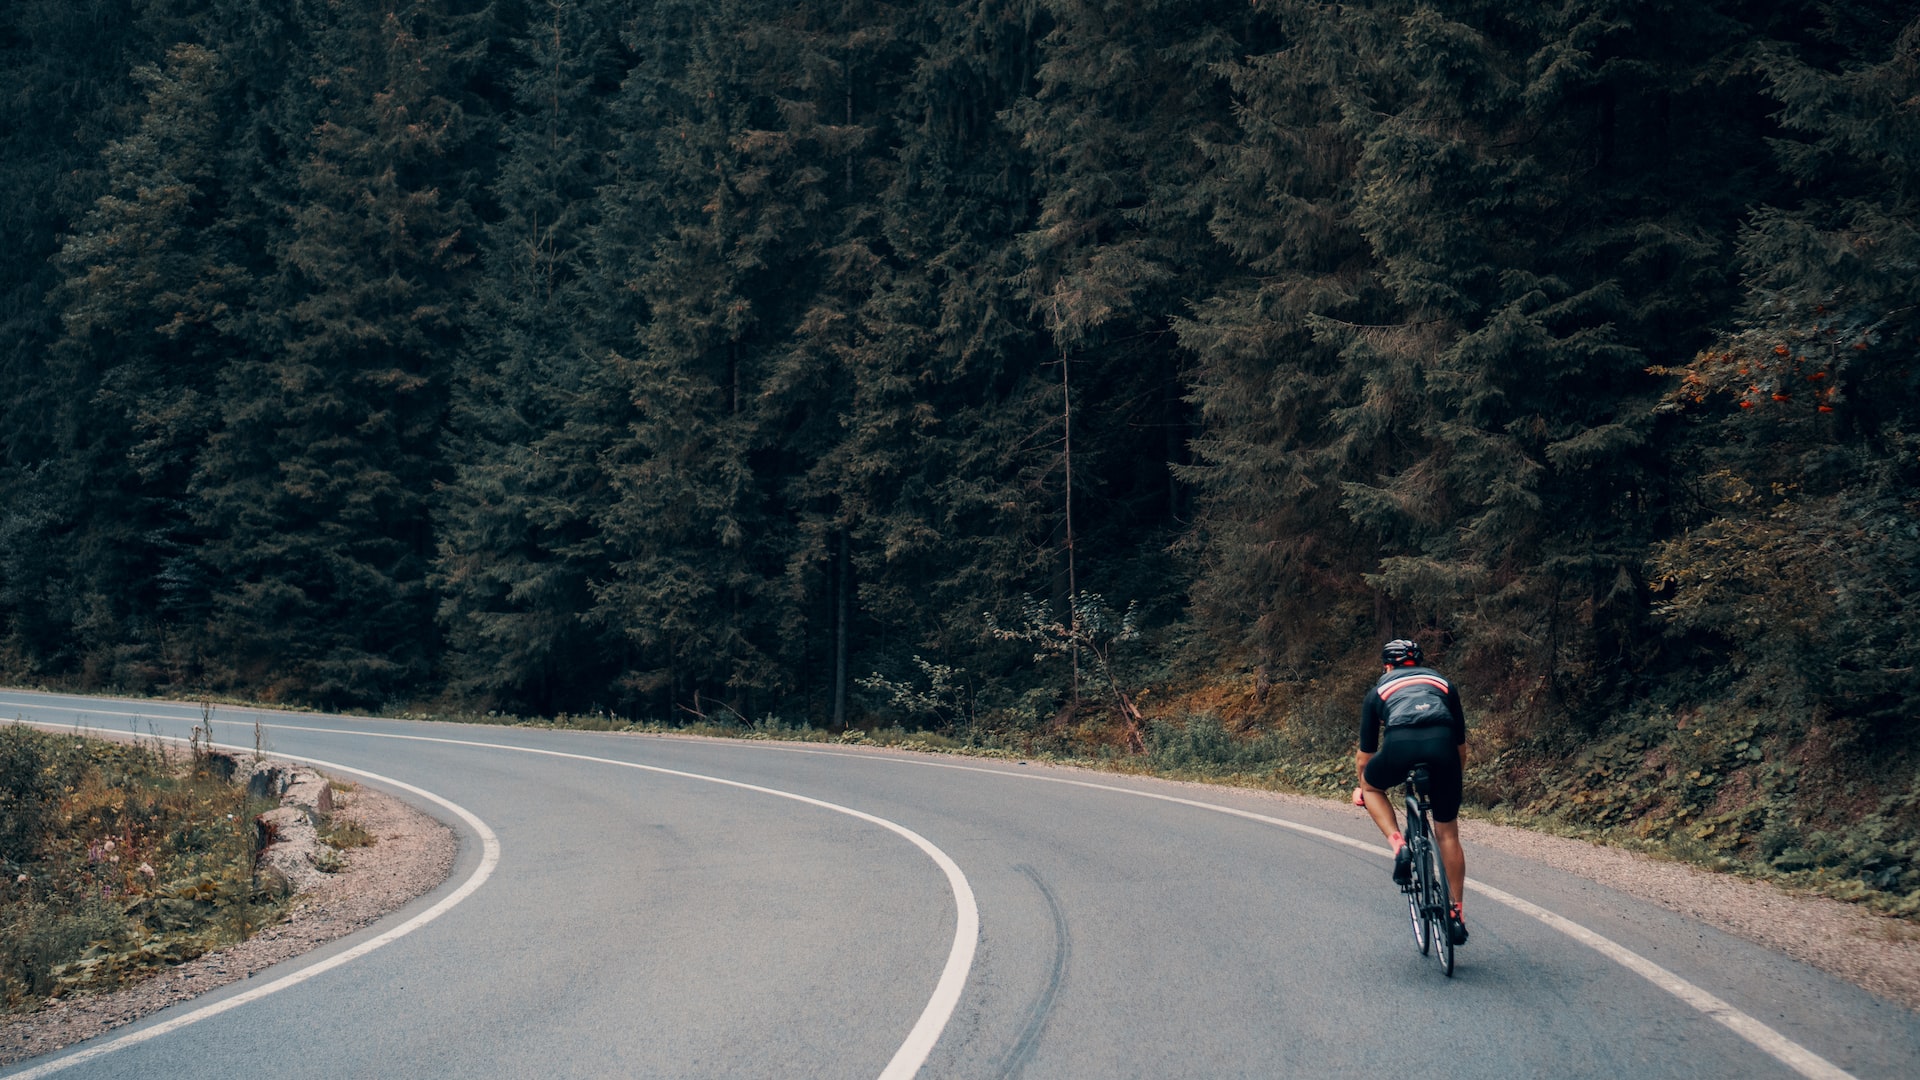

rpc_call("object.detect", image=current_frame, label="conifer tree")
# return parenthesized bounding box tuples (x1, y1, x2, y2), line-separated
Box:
(592, 0, 816, 718)
(0, 0, 151, 674)
(1185, 0, 1782, 722)
(434, 0, 624, 714)
(1006, 0, 1256, 642)
(782, 0, 1050, 723)
(39, 43, 249, 685)
(191, 0, 482, 705)
(1176, 1, 1384, 677)
(1650, 3, 1919, 726)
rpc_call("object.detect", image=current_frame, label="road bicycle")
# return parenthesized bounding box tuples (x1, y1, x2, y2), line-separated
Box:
(1400, 764, 1456, 977)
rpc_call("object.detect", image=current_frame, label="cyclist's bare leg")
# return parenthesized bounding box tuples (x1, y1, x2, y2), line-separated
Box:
(1432, 819, 1466, 907)
(1359, 783, 1400, 841)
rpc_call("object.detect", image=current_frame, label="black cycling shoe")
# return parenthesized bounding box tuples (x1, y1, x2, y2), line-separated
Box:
(1391, 843, 1412, 887)
(1448, 907, 1469, 945)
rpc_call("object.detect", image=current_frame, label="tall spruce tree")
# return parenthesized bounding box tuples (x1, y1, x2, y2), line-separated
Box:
(40, 42, 249, 687)
(781, 0, 1050, 725)
(1010, 0, 1254, 596)
(434, 0, 624, 715)
(191, 0, 482, 705)
(0, 0, 150, 676)
(1175, 1, 1385, 680)
(592, 0, 819, 719)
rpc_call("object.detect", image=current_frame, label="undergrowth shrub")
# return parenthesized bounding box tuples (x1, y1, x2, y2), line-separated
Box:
(1478, 694, 1920, 919)
(0, 725, 288, 1011)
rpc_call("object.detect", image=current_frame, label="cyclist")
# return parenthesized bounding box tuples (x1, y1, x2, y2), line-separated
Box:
(1355, 638, 1469, 945)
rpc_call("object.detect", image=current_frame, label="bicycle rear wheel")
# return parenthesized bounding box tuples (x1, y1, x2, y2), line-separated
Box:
(1406, 839, 1430, 956)
(1424, 833, 1455, 977)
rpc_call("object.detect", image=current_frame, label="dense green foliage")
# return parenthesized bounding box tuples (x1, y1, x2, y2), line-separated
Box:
(1, 726, 285, 1009)
(2, 1, 1916, 892)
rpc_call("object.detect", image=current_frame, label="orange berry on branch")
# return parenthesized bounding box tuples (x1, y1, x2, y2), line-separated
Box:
(1774, 345, 1790, 355)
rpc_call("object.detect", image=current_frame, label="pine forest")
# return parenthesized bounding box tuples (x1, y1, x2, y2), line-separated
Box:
(2, 1, 1916, 906)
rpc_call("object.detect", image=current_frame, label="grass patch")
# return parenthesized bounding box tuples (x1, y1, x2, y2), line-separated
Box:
(1, 724, 288, 1011)
(319, 816, 374, 851)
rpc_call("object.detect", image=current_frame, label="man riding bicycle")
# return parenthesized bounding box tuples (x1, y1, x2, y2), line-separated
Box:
(1355, 638, 1469, 945)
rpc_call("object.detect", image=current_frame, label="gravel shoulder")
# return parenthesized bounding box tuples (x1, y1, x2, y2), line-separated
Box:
(0, 778, 455, 1067)
(1456, 813, 1920, 1010)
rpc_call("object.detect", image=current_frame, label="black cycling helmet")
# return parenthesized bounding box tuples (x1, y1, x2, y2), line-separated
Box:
(1380, 638, 1423, 666)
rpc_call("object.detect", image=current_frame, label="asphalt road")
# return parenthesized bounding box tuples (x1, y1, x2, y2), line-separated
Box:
(3, 690, 1916, 1079)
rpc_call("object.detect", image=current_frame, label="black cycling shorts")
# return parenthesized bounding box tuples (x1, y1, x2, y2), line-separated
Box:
(1363, 726, 1463, 823)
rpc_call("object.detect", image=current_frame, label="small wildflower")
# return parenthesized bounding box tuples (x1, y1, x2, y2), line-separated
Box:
(138, 862, 155, 878)
(14, 873, 25, 884)
(103, 839, 114, 852)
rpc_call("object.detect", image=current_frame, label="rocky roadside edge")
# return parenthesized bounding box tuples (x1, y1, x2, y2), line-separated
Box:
(0, 757, 456, 1067)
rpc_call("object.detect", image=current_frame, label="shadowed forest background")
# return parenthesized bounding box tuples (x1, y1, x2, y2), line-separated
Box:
(2, 1, 1916, 902)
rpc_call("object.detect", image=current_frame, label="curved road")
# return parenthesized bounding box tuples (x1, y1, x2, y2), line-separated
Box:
(3, 690, 1915, 1079)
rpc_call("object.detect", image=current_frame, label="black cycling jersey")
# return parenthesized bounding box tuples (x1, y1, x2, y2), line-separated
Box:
(1359, 664, 1467, 823)
(1358, 665, 1466, 754)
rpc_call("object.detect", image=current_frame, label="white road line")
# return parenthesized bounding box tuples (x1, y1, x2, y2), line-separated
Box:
(2, 725, 501, 1080)
(0, 706, 977, 1080)
(742, 743, 1859, 1080)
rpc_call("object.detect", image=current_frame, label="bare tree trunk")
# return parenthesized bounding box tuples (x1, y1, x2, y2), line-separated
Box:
(1061, 347, 1079, 709)
(833, 530, 849, 729)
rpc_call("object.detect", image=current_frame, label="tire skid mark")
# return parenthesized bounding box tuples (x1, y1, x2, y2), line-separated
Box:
(994, 864, 1070, 1080)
